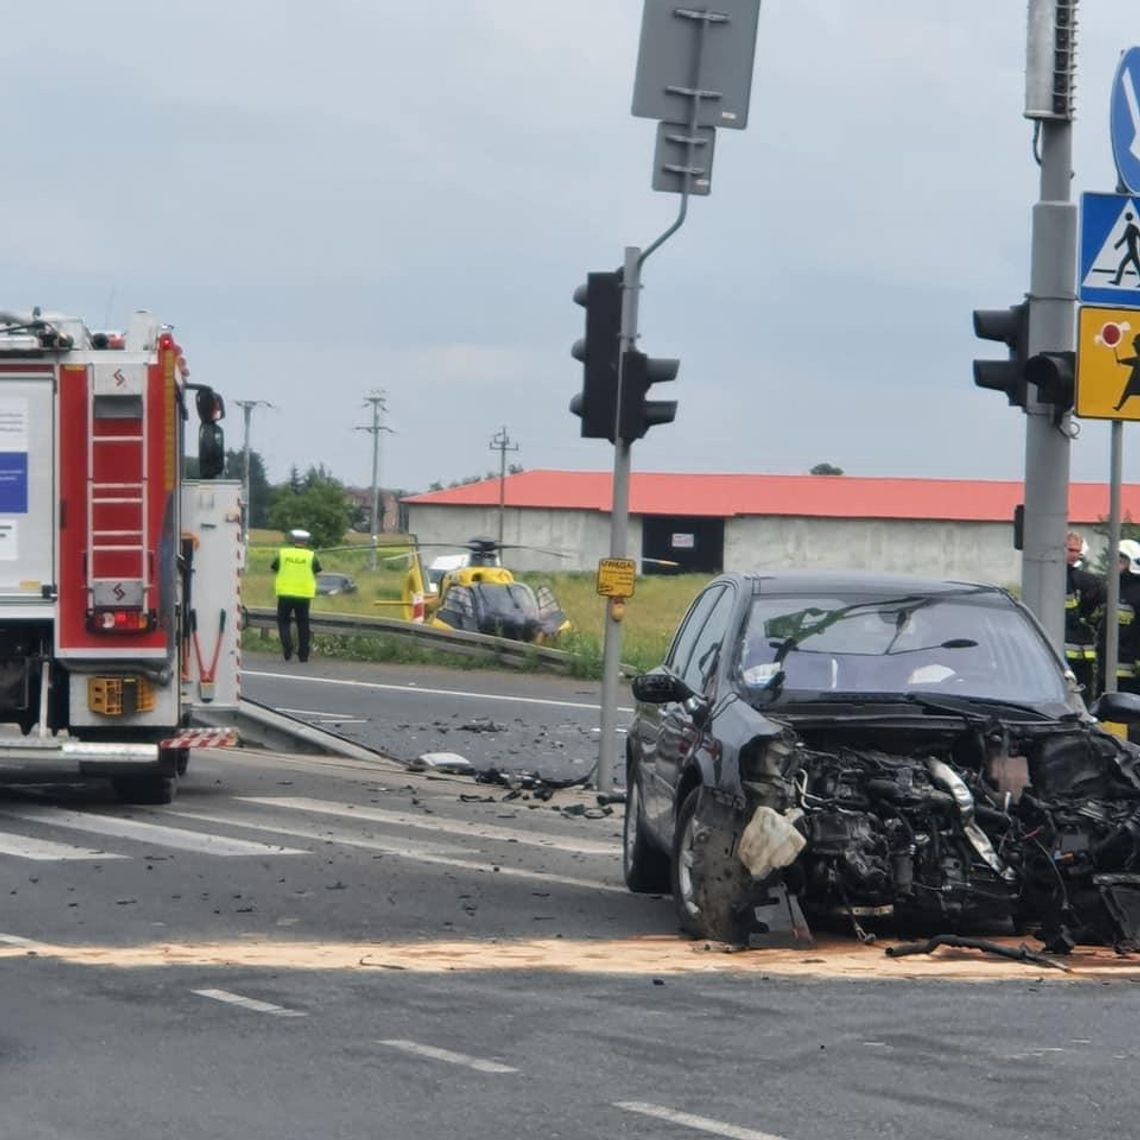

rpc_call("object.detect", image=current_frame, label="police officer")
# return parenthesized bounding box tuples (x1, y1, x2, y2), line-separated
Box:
(1064, 529, 1104, 696)
(271, 529, 322, 663)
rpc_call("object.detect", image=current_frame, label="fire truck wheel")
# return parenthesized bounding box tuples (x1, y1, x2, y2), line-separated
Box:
(112, 775, 177, 805)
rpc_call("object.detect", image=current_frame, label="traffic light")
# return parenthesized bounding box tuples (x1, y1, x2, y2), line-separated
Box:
(1025, 350, 1075, 421)
(973, 302, 1029, 408)
(618, 348, 678, 441)
(569, 271, 622, 439)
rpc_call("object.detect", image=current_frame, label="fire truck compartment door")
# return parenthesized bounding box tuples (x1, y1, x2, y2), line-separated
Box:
(0, 378, 53, 613)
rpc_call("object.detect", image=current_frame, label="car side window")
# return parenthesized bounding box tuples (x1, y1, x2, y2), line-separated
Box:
(666, 586, 725, 678)
(681, 586, 736, 695)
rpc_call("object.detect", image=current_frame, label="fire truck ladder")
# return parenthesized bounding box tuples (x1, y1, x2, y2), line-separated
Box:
(87, 383, 149, 615)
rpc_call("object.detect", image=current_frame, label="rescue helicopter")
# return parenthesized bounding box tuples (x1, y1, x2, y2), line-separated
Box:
(383, 537, 572, 644)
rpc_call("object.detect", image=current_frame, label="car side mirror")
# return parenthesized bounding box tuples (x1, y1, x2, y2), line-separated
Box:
(1089, 690, 1140, 724)
(631, 672, 694, 705)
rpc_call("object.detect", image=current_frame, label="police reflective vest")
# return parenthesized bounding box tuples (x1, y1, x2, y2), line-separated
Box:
(275, 547, 317, 599)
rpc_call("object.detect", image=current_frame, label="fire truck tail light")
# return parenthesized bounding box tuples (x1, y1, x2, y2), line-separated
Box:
(88, 676, 156, 717)
(88, 610, 155, 634)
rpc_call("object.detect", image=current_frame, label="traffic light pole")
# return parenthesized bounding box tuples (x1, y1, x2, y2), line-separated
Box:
(598, 246, 641, 795)
(1021, 113, 1076, 651)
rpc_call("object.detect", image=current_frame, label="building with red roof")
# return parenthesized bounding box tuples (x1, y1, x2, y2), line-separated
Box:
(404, 471, 1134, 583)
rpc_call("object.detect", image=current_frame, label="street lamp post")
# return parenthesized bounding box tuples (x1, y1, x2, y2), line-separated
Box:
(234, 399, 275, 547)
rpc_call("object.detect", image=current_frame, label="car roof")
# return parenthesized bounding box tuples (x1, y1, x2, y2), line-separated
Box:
(725, 569, 1004, 597)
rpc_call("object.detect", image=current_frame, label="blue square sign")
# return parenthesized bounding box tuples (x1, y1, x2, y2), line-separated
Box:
(1080, 192, 1140, 309)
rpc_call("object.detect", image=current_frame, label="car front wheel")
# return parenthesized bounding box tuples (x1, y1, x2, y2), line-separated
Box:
(622, 765, 670, 894)
(671, 787, 740, 941)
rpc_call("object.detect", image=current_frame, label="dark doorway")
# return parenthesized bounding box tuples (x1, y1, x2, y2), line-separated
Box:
(641, 516, 724, 574)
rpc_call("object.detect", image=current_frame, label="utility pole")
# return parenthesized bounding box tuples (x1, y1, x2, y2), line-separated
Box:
(488, 426, 519, 548)
(1020, 0, 1078, 650)
(355, 391, 393, 570)
(234, 399, 274, 547)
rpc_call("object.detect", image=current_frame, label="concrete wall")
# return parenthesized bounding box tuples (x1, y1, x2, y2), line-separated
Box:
(406, 504, 632, 572)
(724, 517, 1021, 586)
(405, 503, 1120, 586)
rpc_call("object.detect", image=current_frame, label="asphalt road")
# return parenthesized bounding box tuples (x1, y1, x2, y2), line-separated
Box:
(2, 746, 1140, 1139)
(241, 651, 629, 785)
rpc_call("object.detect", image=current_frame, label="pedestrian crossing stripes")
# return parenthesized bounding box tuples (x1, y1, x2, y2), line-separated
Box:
(0, 806, 306, 858)
(0, 796, 621, 890)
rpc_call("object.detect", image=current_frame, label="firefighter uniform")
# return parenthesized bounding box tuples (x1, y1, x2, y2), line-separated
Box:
(272, 530, 321, 662)
(1106, 541, 1140, 710)
(1064, 563, 1104, 696)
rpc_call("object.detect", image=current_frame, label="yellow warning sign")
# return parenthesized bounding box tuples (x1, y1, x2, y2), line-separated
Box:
(1076, 306, 1140, 421)
(596, 558, 636, 598)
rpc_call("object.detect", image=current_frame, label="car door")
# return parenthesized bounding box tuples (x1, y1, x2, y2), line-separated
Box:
(654, 584, 738, 821)
(640, 585, 736, 833)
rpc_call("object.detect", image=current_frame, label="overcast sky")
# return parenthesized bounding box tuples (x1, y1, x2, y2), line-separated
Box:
(3, 2, 1137, 492)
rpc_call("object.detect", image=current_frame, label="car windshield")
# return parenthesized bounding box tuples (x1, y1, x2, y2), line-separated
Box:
(737, 589, 1071, 707)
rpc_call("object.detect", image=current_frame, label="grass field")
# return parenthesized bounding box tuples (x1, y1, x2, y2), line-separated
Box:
(244, 530, 709, 675)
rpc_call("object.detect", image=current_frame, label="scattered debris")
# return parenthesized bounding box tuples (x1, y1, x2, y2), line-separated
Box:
(885, 934, 1072, 973)
(407, 752, 475, 775)
(457, 718, 507, 734)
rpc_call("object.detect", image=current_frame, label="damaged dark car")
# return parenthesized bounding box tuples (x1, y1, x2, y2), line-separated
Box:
(624, 571, 1140, 953)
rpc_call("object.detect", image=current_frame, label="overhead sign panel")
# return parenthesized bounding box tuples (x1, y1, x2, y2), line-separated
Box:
(1079, 192, 1140, 308)
(651, 121, 716, 195)
(1111, 46, 1140, 194)
(1075, 306, 1140, 421)
(631, 0, 761, 130)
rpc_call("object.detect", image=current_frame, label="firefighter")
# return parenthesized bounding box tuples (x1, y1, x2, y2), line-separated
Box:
(1108, 539, 1140, 702)
(271, 529, 322, 663)
(1064, 529, 1104, 696)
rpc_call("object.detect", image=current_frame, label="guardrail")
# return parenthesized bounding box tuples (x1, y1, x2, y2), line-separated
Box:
(244, 607, 577, 673)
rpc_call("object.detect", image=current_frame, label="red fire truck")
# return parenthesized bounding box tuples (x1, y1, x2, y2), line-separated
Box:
(0, 309, 241, 803)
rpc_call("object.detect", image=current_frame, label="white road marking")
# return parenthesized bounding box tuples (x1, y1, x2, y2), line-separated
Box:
(0, 831, 126, 861)
(192, 988, 307, 1018)
(0, 807, 307, 858)
(166, 808, 468, 857)
(276, 706, 368, 724)
(378, 1039, 517, 1073)
(0, 933, 45, 949)
(238, 796, 620, 856)
(615, 1102, 788, 1140)
(165, 808, 624, 893)
(245, 668, 634, 714)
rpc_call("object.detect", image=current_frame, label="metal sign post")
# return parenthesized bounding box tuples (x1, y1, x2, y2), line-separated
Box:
(1019, 0, 1078, 652)
(591, 0, 761, 793)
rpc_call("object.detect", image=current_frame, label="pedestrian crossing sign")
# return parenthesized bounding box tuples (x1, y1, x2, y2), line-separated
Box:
(1076, 306, 1140, 421)
(1080, 192, 1140, 308)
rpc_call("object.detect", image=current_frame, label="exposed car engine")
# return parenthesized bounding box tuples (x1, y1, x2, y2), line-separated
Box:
(754, 725, 1140, 953)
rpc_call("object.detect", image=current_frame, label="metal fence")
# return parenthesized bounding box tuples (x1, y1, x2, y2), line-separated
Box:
(244, 607, 576, 673)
